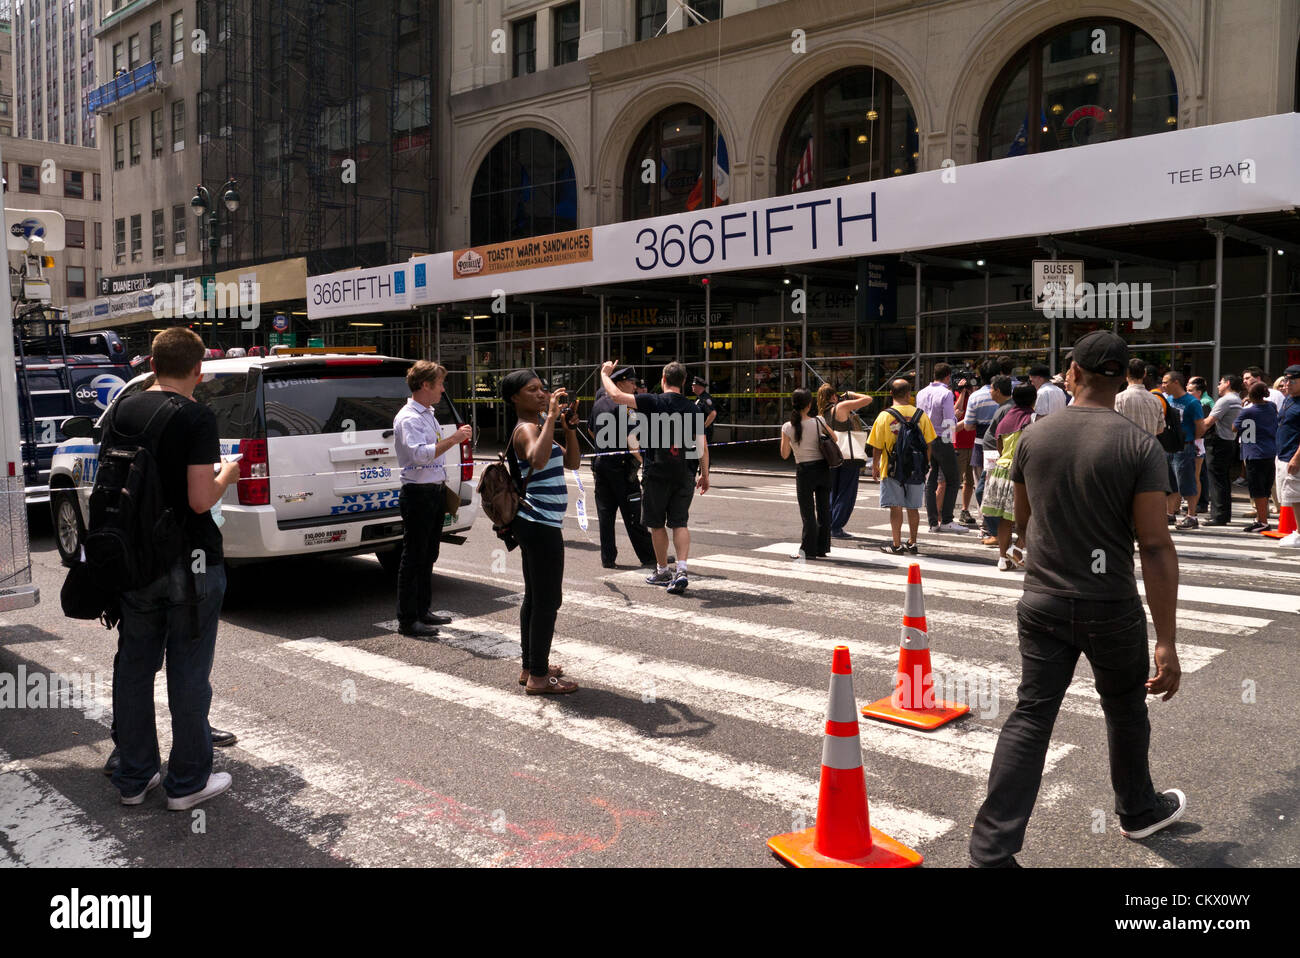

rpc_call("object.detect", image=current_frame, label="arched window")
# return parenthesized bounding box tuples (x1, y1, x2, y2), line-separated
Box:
(778, 68, 917, 195)
(980, 20, 1177, 160)
(470, 129, 578, 245)
(623, 103, 726, 220)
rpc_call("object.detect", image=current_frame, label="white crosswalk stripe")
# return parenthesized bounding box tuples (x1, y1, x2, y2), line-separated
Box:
(0, 748, 129, 867)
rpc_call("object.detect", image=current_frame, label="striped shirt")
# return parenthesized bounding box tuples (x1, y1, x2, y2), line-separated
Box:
(517, 424, 568, 528)
(963, 384, 998, 428)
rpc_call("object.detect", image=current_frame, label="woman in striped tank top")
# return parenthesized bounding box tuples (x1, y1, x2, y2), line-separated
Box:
(502, 370, 582, 694)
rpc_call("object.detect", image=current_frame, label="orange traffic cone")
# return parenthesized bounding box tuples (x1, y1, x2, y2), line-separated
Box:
(861, 564, 970, 730)
(767, 645, 923, 868)
(1262, 505, 1297, 539)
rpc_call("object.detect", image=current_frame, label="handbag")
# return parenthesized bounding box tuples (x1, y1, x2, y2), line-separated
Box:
(814, 416, 844, 468)
(443, 482, 460, 518)
(832, 407, 871, 462)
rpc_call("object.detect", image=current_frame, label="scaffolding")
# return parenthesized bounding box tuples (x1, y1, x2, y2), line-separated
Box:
(198, 0, 436, 274)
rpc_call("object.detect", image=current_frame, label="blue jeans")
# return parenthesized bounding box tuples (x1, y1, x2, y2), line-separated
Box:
(829, 459, 862, 532)
(112, 560, 225, 799)
(1167, 446, 1197, 498)
(969, 591, 1160, 865)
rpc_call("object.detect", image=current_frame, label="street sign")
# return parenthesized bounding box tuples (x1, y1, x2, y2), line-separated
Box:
(272, 313, 289, 332)
(269, 332, 298, 347)
(307, 336, 325, 348)
(1032, 259, 1084, 311)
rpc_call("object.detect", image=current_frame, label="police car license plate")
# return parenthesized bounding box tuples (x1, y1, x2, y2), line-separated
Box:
(357, 464, 392, 485)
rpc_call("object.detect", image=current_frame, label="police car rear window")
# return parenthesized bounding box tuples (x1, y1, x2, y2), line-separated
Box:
(263, 370, 410, 437)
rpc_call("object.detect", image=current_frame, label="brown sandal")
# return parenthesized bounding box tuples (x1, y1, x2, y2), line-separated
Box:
(524, 675, 578, 695)
(519, 665, 564, 686)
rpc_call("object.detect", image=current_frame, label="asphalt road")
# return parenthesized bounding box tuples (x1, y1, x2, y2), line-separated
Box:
(3, 465, 1298, 868)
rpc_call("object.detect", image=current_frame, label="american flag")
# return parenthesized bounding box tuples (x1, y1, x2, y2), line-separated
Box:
(791, 138, 813, 191)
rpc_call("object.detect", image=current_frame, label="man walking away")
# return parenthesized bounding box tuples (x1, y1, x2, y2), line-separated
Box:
(601, 360, 709, 594)
(916, 363, 966, 534)
(1201, 374, 1243, 525)
(393, 361, 472, 637)
(868, 378, 935, 555)
(1275, 365, 1300, 547)
(970, 331, 1183, 867)
(108, 327, 241, 810)
(1114, 358, 1165, 437)
(1027, 364, 1067, 418)
(1160, 372, 1206, 530)
(590, 366, 657, 569)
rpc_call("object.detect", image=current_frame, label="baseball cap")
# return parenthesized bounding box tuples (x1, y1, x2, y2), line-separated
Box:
(1066, 331, 1129, 377)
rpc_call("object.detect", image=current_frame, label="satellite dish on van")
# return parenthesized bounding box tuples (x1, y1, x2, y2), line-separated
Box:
(5, 209, 66, 251)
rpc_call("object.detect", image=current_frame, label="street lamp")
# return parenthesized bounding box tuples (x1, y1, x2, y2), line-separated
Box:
(191, 178, 240, 264)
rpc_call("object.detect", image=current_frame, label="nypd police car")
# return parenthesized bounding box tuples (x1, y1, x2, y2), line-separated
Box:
(48, 352, 479, 572)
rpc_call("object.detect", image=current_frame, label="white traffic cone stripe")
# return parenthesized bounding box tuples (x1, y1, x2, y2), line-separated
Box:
(826, 673, 858, 722)
(822, 733, 865, 771)
(900, 625, 930, 650)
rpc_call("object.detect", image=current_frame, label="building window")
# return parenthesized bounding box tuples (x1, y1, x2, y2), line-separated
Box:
(129, 117, 141, 165)
(171, 99, 185, 150)
(2, 163, 7, 191)
(152, 209, 165, 258)
(151, 107, 164, 156)
(623, 103, 726, 219)
(130, 213, 142, 260)
(113, 41, 124, 73)
(470, 129, 578, 245)
(979, 19, 1178, 160)
(94, 221, 103, 250)
(778, 68, 917, 193)
(66, 219, 85, 248)
(393, 78, 430, 133)
(150, 21, 163, 62)
(63, 169, 84, 198)
(19, 164, 39, 193)
(114, 124, 125, 168)
(173, 205, 187, 255)
(637, 0, 667, 41)
(128, 33, 141, 69)
(172, 11, 184, 63)
(197, 91, 209, 141)
(512, 17, 536, 77)
(553, 3, 580, 66)
(683, 0, 721, 26)
(67, 266, 86, 300)
(114, 217, 126, 264)
(93, 173, 101, 201)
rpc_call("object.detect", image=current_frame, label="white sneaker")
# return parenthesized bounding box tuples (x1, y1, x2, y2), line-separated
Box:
(1278, 531, 1300, 548)
(120, 771, 161, 806)
(166, 772, 232, 811)
(937, 522, 969, 534)
(996, 556, 1014, 571)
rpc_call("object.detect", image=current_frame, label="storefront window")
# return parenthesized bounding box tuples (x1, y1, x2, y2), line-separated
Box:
(623, 103, 725, 219)
(470, 129, 578, 245)
(980, 20, 1178, 160)
(779, 69, 917, 193)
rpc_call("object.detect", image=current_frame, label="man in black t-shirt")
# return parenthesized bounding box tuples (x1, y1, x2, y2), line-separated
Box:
(970, 332, 1185, 867)
(601, 360, 709, 596)
(589, 366, 656, 569)
(692, 376, 717, 447)
(106, 327, 241, 811)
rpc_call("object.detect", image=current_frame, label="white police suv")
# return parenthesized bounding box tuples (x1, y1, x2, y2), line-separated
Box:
(48, 352, 479, 573)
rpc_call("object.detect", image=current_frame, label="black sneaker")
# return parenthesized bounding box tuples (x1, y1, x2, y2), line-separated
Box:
(645, 568, 673, 586)
(1175, 516, 1199, 530)
(904, 541, 918, 555)
(968, 856, 1022, 868)
(1242, 521, 1270, 534)
(103, 747, 119, 777)
(1166, 514, 1177, 526)
(666, 572, 689, 595)
(959, 510, 977, 527)
(1120, 789, 1187, 840)
(880, 543, 906, 555)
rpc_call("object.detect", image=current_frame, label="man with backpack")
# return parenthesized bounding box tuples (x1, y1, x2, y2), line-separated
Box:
(868, 378, 935, 554)
(92, 327, 240, 810)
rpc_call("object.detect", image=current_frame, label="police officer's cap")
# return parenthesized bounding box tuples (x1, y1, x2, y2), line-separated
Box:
(611, 366, 637, 384)
(692, 376, 708, 387)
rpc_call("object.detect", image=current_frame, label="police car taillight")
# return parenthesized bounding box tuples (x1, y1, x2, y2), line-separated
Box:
(460, 439, 473, 483)
(237, 439, 270, 505)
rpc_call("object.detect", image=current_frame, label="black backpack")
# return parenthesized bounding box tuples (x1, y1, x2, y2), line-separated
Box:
(84, 395, 188, 594)
(886, 408, 930, 484)
(1154, 392, 1184, 453)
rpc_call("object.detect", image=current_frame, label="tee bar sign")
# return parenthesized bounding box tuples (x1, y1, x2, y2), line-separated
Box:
(1032, 260, 1084, 312)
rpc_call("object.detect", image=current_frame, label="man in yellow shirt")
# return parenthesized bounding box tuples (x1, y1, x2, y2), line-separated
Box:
(868, 378, 936, 554)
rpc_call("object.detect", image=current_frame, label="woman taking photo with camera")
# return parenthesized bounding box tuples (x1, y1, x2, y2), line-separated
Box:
(780, 387, 836, 559)
(501, 369, 581, 694)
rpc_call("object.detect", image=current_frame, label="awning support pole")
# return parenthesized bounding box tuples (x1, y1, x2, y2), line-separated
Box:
(913, 262, 922, 381)
(800, 274, 808, 388)
(1264, 247, 1274, 373)
(530, 301, 536, 369)
(1212, 229, 1224, 383)
(705, 279, 712, 389)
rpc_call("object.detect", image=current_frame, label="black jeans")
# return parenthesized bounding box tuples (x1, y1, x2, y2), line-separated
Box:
(113, 560, 225, 799)
(397, 482, 447, 626)
(795, 460, 832, 556)
(1204, 433, 1234, 522)
(593, 459, 656, 566)
(969, 591, 1160, 865)
(512, 515, 565, 677)
(925, 440, 959, 527)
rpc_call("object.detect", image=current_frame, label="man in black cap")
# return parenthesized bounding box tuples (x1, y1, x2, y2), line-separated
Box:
(970, 331, 1185, 867)
(692, 376, 717, 449)
(589, 366, 657, 569)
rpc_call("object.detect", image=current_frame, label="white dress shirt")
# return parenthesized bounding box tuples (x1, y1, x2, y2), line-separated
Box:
(393, 397, 447, 484)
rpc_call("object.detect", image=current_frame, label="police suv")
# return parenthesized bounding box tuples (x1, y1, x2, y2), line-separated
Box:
(48, 352, 478, 572)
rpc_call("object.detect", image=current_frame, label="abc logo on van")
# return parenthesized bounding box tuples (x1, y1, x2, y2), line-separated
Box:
(74, 373, 126, 410)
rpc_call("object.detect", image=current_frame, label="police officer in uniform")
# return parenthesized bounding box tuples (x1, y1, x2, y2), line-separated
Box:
(692, 376, 717, 448)
(589, 367, 657, 569)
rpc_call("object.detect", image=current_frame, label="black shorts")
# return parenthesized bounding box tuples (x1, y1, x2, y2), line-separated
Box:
(641, 471, 695, 529)
(1245, 457, 1274, 499)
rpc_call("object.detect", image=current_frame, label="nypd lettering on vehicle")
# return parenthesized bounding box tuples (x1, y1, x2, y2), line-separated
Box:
(331, 490, 400, 515)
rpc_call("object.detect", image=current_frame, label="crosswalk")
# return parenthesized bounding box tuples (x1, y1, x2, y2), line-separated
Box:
(3, 495, 1293, 867)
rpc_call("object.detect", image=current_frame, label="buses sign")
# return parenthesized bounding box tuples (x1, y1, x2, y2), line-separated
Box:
(1032, 260, 1084, 312)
